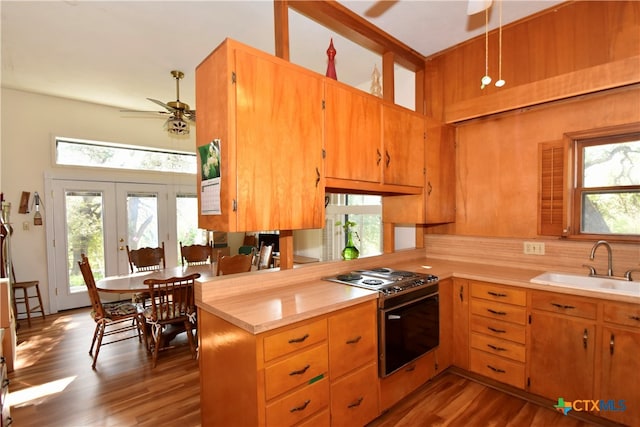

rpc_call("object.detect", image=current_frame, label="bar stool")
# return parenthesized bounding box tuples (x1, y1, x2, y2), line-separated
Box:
(12, 267, 46, 327)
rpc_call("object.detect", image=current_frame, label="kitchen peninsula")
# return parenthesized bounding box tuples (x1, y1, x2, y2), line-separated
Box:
(195, 249, 639, 426)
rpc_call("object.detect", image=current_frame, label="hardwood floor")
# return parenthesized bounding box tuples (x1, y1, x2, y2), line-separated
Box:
(9, 309, 606, 426)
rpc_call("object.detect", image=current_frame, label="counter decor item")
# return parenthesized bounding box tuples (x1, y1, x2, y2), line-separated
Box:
(336, 220, 359, 260)
(370, 64, 382, 97)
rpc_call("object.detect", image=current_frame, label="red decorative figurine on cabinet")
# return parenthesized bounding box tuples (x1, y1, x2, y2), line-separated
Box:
(326, 38, 337, 80)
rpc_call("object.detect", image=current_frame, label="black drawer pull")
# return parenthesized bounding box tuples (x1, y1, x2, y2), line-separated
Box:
(551, 302, 575, 310)
(488, 326, 506, 334)
(630, 315, 640, 322)
(288, 333, 309, 344)
(290, 399, 311, 413)
(610, 333, 615, 355)
(488, 291, 507, 297)
(487, 308, 507, 316)
(347, 397, 364, 408)
(346, 336, 362, 345)
(289, 364, 310, 376)
(487, 344, 507, 352)
(405, 365, 416, 372)
(487, 365, 506, 374)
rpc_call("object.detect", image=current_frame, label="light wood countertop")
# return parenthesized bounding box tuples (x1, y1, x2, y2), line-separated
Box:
(195, 250, 638, 335)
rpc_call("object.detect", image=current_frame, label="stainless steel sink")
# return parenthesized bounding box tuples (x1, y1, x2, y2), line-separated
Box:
(530, 272, 640, 297)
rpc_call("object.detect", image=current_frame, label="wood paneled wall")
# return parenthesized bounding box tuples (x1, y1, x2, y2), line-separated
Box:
(424, 1, 640, 121)
(428, 85, 640, 239)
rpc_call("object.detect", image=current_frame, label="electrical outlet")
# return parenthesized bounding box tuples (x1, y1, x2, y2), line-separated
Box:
(524, 241, 545, 255)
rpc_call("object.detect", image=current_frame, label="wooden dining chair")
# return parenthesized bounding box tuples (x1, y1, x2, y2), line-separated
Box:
(78, 254, 146, 369)
(180, 242, 213, 266)
(142, 273, 200, 367)
(126, 242, 166, 273)
(216, 253, 253, 276)
(256, 243, 274, 270)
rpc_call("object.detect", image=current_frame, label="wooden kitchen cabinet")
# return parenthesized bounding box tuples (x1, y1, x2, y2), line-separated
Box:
(324, 80, 382, 185)
(451, 278, 469, 370)
(469, 281, 527, 389)
(528, 291, 597, 400)
(0, 329, 10, 427)
(324, 80, 424, 195)
(379, 349, 436, 412)
(198, 300, 378, 427)
(599, 301, 640, 425)
(382, 116, 455, 224)
(196, 38, 325, 232)
(381, 103, 424, 188)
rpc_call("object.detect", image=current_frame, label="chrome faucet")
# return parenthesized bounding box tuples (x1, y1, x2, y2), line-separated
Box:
(589, 240, 614, 277)
(625, 268, 640, 281)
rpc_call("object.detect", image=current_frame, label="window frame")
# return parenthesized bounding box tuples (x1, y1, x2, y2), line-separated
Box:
(568, 125, 640, 243)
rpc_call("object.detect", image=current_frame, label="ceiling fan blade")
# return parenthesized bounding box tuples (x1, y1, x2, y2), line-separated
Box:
(120, 108, 170, 115)
(364, 0, 398, 18)
(184, 110, 196, 122)
(467, 0, 492, 15)
(147, 97, 176, 112)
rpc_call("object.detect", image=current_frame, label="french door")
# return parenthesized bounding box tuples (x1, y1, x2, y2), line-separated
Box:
(49, 180, 170, 311)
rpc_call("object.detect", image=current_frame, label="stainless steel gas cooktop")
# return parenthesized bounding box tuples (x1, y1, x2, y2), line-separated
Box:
(323, 267, 438, 297)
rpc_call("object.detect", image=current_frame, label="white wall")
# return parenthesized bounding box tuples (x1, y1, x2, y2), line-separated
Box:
(0, 88, 196, 313)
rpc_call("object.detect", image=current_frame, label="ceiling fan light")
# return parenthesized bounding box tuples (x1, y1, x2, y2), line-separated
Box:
(166, 117, 190, 136)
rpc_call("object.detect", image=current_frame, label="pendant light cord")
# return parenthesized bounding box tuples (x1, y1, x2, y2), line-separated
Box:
(498, 0, 502, 80)
(485, 8, 489, 78)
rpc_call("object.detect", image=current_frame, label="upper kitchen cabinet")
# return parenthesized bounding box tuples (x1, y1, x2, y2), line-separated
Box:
(324, 79, 382, 184)
(324, 80, 423, 196)
(382, 116, 455, 224)
(381, 103, 425, 188)
(196, 38, 325, 232)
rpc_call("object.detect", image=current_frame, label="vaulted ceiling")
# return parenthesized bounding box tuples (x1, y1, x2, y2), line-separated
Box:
(1, 1, 563, 114)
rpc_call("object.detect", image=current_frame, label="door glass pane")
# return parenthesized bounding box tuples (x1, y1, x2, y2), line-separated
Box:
(127, 193, 158, 249)
(65, 191, 105, 292)
(176, 195, 209, 264)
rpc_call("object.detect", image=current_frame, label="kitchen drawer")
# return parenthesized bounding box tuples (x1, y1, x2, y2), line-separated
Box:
(470, 332, 525, 363)
(265, 344, 328, 400)
(471, 314, 526, 344)
(530, 292, 597, 320)
(603, 301, 640, 328)
(296, 408, 329, 427)
(379, 350, 435, 411)
(470, 281, 526, 306)
(265, 376, 329, 427)
(330, 362, 379, 427)
(263, 319, 327, 362)
(470, 299, 526, 325)
(328, 301, 376, 379)
(470, 349, 525, 389)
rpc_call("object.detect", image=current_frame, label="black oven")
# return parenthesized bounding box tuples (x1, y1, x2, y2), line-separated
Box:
(378, 285, 439, 377)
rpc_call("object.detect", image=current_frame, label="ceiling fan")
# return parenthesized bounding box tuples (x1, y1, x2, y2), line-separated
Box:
(123, 70, 196, 136)
(364, 0, 492, 17)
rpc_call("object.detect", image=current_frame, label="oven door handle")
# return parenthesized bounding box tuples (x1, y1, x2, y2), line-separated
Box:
(382, 291, 439, 312)
(388, 314, 401, 320)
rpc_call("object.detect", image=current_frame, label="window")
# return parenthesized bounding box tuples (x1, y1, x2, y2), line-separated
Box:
(573, 133, 640, 238)
(56, 137, 196, 173)
(324, 194, 382, 260)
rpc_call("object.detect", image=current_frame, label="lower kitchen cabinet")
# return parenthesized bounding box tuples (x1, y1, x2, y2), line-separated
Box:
(379, 350, 436, 412)
(0, 329, 10, 427)
(199, 299, 378, 427)
(599, 301, 640, 425)
(451, 278, 469, 370)
(528, 291, 597, 400)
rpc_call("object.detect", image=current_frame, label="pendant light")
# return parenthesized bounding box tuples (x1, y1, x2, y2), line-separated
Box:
(495, 0, 506, 87)
(480, 7, 491, 89)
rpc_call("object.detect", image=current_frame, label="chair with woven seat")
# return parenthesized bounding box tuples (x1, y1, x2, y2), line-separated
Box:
(180, 242, 213, 266)
(142, 273, 200, 367)
(216, 252, 253, 276)
(11, 265, 46, 327)
(126, 242, 166, 273)
(78, 254, 146, 369)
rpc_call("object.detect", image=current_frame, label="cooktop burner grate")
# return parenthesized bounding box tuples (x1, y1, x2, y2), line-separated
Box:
(336, 273, 362, 282)
(362, 279, 384, 286)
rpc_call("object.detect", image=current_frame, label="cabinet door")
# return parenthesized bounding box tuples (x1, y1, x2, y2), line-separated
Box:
(381, 104, 425, 187)
(528, 311, 595, 399)
(600, 326, 640, 425)
(425, 116, 456, 223)
(234, 49, 325, 230)
(452, 278, 469, 370)
(324, 81, 382, 183)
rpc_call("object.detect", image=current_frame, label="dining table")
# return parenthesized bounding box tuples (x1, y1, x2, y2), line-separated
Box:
(95, 263, 219, 293)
